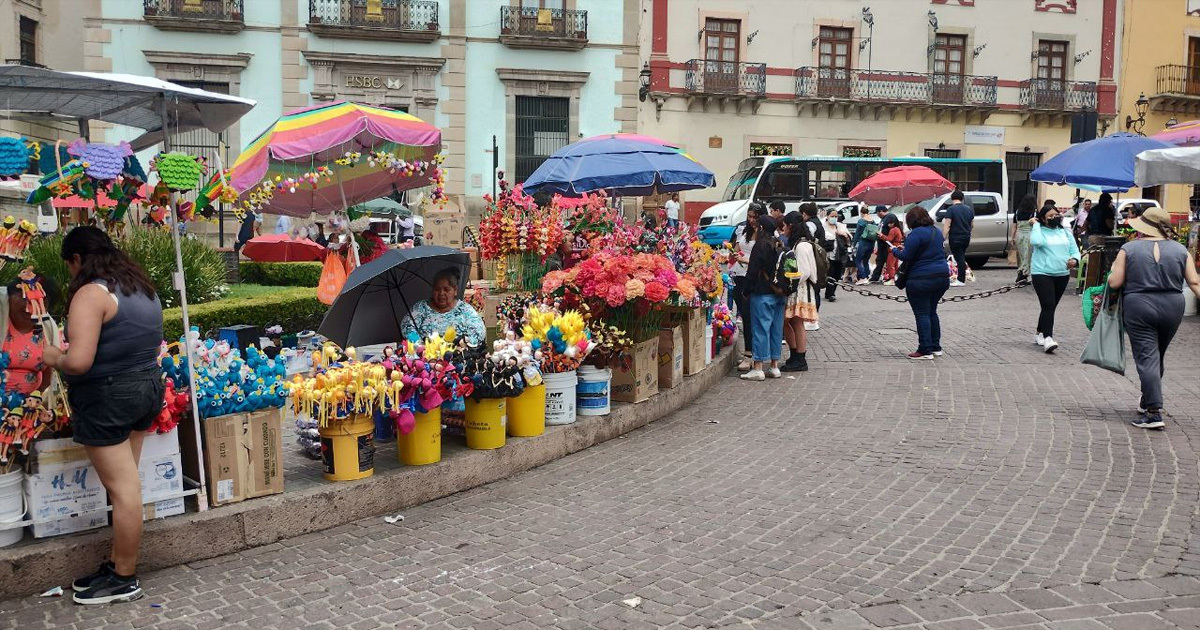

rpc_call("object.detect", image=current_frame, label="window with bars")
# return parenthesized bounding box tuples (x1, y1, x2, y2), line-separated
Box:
(1005, 151, 1042, 212)
(924, 148, 961, 158)
(19, 17, 37, 65)
(515, 95, 569, 184)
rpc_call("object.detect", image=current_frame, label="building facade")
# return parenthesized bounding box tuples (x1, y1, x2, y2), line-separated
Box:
(1116, 0, 1200, 216)
(640, 0, 1121, 216)
(78, 0, 637, 216)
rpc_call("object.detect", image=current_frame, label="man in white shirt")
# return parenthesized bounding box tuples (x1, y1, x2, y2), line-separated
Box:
(274, 214, 293, 235)
(664, 193, 681, 229)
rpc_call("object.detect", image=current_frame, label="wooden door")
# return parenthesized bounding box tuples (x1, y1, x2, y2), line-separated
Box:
(1036, 40, 1068, 108)
(704, 18, 740, 94)
(817, 26, 852, 98)
(1188, 37, 1200, 95)
(932, 34, 966, 104)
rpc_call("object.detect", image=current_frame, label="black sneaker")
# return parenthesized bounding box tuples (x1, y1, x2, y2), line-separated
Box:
(72, 572, 143, 605)
(1131, 412, 1165, 430)
(72, 561, 115, 592)
(780, 356, 804, 372)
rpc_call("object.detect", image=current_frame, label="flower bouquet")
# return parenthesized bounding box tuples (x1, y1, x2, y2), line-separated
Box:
(520, 305, 595, 373)
(479, 181, 565, 291)
(711, 304, 737, 353)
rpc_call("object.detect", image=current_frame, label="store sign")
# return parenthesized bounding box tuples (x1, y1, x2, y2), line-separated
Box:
(344, 75, 403, 90)
(964, 125, 1005, 145)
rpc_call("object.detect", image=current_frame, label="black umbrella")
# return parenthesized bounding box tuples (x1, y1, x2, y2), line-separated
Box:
(318, 246, 470, 348)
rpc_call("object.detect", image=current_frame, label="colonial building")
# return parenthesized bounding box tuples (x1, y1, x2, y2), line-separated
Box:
(76, 0, 638, 216)
(639, 0, 1120, 217)
(1116, 0, 1200, 215)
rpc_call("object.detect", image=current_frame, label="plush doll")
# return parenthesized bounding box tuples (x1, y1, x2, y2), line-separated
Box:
(17, 267, 46, 321)
(0, 408, 21, 464)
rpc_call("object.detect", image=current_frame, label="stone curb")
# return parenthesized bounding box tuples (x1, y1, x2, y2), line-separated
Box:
(0, 347, 736, 599)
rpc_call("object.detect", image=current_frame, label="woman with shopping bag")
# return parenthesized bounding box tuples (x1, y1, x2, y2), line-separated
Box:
(1102, 207, 1200, 430)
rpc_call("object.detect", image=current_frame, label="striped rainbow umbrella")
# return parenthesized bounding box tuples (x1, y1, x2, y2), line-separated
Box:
(231, 101, 442, 217)
(1151, 119, 1200, 147)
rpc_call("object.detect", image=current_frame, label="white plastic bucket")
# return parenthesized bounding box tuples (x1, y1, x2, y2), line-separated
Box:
(543, 370, 578, 426)
(576, 366, 611, 416)
(0, 470, 25, 548)
(705, 326, 714, 365)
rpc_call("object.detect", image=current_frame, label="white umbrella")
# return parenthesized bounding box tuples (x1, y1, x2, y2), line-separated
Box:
(1135, 146, 1200, 186)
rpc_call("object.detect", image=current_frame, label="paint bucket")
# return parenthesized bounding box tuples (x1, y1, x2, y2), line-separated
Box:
(398, 407, 441, 466)
(319, 414, 376, 481)
(576, 366, 611, 416)
(542, 370, 577, 426)
(506, 384, 545, 437)
(705, 326, 714, 365)
(0, 470, 24, 547)
(465, 398, 506, 450)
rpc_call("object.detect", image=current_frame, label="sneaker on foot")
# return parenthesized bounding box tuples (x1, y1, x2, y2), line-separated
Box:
(73, 561, 115, 593)
(739, 369, 765, 381)
(932, 349, 944, 357)
(1043, 336, 1059, 353)
(825, 295, 837, 302)
(766, 367, 782, 379)
(1131, 411, 1165, 430)
(883, 280, 895, 286)
(907, 352, 934, 360)
(803, 322, 819, 331)
(1035, 333, 1045, 346)
(949, 280, 965, 287)
(854, 279, 870, 286)
(73, 572, 143, 605)
(780, 357, 803, 372)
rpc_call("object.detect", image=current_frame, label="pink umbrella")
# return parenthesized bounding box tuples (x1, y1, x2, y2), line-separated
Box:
(1150, 120, 1200, 147)
(848, 165, 956, 206)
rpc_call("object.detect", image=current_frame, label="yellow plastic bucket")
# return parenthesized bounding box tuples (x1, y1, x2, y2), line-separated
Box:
(398, 407, 441, 466)
(505, 384, 546, 437)
(319, 414, 375, 481)
(465, 398, 506, 450)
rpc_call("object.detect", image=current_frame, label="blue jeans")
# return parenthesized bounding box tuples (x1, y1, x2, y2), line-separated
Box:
(905, 275, 950, 355)
(855, 242, 874, 280)
(750, 293, 786, 362)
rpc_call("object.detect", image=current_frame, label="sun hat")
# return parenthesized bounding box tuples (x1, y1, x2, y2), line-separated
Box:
(1127, 206, 1175, 239)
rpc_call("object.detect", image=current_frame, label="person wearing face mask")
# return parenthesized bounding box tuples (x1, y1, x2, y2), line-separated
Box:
(822, 209, 851, 302)
(1027, 203, 1080, 353)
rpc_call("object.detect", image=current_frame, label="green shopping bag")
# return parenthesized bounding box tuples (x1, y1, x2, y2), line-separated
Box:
(1080, 285, 1125, 375)
(1081, 283, 1106, 330)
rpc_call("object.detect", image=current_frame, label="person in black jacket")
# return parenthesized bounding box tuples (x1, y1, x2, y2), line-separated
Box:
(741, 216, 786, 382)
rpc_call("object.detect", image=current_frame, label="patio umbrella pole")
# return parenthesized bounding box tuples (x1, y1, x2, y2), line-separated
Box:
(335, 170, 362, 268)
(158, 95, 209, 513)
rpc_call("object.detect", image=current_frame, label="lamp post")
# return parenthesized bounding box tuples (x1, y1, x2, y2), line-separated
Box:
(638, 62, 651, 103)
(1124, 92, 1149, 135)
(1167, 116, 1178, 128)
(862, 7, 874, 102)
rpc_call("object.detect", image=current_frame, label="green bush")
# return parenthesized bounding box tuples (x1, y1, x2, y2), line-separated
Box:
(0, 228, 228, 316)
(162, 286, 325, 342)
(238, 261, 323, 287)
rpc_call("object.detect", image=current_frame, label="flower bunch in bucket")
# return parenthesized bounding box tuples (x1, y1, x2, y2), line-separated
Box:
(520, 305, 595, 374)
(711, 303, 737, 352)
(479, 181, 565, 291)
(385, 330, 475, 414)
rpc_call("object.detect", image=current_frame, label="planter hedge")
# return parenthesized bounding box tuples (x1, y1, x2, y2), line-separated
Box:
(163, 287, 325, 341)
(238, 261, 323, 287)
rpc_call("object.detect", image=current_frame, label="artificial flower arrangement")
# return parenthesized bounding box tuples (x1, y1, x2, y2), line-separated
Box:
(479, 179, 566, 291)
(559, 191, 623, 241)
(711, 304, 737, 353)
(685, 240, 725, 304)
(519, 305, 596, 374)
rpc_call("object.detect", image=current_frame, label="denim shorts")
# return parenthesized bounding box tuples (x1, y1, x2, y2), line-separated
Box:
(68, 369, 165, 447)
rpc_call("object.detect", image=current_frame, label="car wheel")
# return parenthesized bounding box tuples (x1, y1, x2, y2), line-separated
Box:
(966, 257, 988, 269)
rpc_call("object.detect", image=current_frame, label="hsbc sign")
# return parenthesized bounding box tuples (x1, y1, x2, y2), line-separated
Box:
(344, 75, 404, 90)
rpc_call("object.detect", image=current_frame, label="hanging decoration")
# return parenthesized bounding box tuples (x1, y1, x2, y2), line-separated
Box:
(0, 137, 31, 180)
(151, 152, 206, 192)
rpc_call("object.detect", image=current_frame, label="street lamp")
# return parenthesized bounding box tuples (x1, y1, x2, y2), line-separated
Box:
(862, 7, 874, 101)
(1124, 92, 1149, 135)
(638, 62, 651, 103)
(1167, 116, 1179, 127)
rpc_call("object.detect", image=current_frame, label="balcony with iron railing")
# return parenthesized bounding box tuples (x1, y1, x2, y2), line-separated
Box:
(308, 0, 440, 41)
(1019, 78, 1097, 111)
(684, 60, 766, 98)
(499, 6, 588, 50)
(1151, 64, 1200, 114)
(143, 0, 244, 33)
(793, 68, 997, 108)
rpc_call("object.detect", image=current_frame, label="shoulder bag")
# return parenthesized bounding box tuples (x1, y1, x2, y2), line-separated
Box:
(1080, 285, 1125, 375)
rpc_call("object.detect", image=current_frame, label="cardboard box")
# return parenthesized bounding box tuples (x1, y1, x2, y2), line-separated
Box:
(657, 327, 684, 390)
(202, 413, 249, 507)
(424, 214, 466, 248)
(143, 497, 185, 520)
(680, 308, 707, 376)
(245, 409, 284, 499)
(611, 337, 660, 403)
(139, 430, 184, 504)
(26, 438, 109, 538)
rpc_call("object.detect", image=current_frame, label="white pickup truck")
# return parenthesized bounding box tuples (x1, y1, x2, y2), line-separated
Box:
(890, 191, 1011, 269)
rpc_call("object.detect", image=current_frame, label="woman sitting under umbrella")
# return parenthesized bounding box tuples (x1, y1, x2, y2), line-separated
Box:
(400, 266, 485, 346)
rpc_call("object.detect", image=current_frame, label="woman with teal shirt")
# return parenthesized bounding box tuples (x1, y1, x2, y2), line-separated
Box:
(1028, 203, 1080, 354)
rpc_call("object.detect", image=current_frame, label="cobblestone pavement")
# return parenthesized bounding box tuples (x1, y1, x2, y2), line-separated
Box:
(4, 268, 1199, 629)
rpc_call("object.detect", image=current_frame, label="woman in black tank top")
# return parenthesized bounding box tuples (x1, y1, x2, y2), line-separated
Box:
(42, 227, 163, 605)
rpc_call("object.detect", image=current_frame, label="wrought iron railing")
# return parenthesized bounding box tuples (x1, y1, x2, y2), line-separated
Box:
(499, 6, 587, 39)
(143, 0, 244, 22)
(685, 60, 766, 96)
(1019, 78, 1097, 111)
(309, 0, 439, 31)
(1155, 64, 1200, 96)
(794, 68, 997, 107)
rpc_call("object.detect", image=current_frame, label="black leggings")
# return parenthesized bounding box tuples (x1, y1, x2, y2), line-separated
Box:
(733, 275, 753, 351)
(1031, 274, 1069, 337)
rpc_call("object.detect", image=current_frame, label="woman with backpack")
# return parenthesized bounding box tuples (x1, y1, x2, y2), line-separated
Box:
(889, 207, 950, 360)
(781, 212, 819, 372)
(853, 205, 884, 284)
(741, 216, 787, 381)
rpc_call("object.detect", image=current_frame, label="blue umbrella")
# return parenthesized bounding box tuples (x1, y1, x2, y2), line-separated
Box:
(522, 134, 716, 196)
(1030, 132, 1173, 192)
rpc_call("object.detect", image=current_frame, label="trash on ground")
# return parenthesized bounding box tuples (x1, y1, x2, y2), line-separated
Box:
(150, 603, 163, 608)
(38, 586, 63, 598)
(384, 514, 405, 524)
(622, 596, 642, 608)
(706, 420, 719, 424)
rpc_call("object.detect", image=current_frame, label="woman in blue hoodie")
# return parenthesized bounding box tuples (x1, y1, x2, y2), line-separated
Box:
(1027, 203, 1080, 354)
(890, 207, 950, 360)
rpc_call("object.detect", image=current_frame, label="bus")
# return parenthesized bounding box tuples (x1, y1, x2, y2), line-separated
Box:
(697, 155, 1007, 245)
